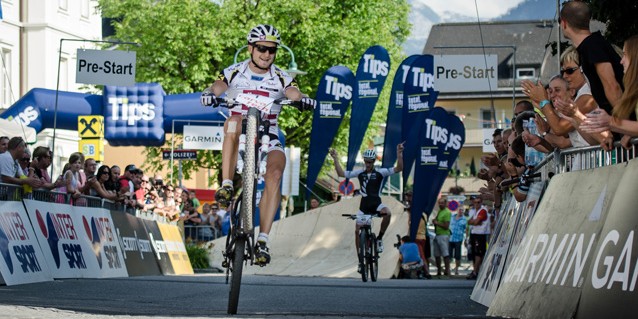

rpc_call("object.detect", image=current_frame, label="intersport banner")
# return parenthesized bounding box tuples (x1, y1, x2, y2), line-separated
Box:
(402, 54, 439, 185)
(306, 66, 356, 196)
(346, 45, 390, 171)
(409, 107, 465, 239)
(382, 55, 419, 168)
(0, 201, 52, 285)
(23, 200, 128, 279)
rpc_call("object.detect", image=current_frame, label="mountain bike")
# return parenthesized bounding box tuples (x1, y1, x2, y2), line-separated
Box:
(342, 213, 384, 282)
(215, 91, 307, 314)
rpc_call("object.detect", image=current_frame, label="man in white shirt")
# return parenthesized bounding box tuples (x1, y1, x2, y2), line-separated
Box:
(0, 137, 42, 190)
(466, 196, 490, 280)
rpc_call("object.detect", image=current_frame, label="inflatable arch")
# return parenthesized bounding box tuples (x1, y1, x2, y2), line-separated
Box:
(0, 83, 230, 146)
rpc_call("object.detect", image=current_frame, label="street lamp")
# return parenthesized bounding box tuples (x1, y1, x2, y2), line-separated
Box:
(233, 44, 307, 78)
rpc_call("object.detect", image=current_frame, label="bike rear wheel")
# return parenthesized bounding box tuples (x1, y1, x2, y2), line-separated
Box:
(369, 233, 378, 282)
(359, 230, 368, 282)
(227, 236, 246, 314)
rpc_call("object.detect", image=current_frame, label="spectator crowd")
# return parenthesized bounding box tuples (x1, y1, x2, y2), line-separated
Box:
(0, 135, 225, 243)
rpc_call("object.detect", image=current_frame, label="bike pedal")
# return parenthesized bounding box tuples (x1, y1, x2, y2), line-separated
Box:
(222, 260, 229, 268)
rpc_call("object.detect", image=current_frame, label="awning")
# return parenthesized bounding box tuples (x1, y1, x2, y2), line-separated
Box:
(0, 118, 38, 144)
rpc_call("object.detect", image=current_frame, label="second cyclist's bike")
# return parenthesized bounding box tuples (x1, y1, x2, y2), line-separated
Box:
(343, 213, 384, 282)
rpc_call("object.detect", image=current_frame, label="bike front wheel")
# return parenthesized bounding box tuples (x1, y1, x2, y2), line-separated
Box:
(227, 236, 246, 314)
(369, 233, 378, 282)
(359, 230, 368, 282)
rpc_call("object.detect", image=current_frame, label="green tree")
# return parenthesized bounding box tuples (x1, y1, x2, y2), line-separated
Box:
(588, 0, 638, 46)
(98, 0, 410, 185)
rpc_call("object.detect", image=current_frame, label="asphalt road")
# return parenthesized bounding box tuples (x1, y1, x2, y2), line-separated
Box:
(0, 274, 489, 319)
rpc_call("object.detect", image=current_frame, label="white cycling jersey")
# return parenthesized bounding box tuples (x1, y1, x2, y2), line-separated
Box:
(219, 59, 298, 137)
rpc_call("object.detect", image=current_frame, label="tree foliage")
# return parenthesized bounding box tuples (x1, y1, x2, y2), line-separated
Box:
(98, 0, 410, 186)
(588, 0, 638, 46)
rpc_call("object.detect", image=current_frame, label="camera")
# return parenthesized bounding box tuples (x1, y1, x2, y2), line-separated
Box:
(393, 234, 402, 249)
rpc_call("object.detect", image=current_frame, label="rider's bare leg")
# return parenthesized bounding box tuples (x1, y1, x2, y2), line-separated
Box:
(377, 207, 392, 239)
(221, 115, 242, 182)
(257, 150, 285, 236)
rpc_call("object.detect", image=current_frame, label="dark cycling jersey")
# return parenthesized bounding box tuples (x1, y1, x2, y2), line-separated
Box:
(344, 167, 397, 214)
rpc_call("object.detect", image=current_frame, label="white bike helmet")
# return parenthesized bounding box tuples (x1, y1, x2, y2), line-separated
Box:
(247, 24, 281, 45)
(362, 149, 377, 161)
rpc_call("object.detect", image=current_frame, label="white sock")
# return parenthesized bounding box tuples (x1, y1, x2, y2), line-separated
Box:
(257, 233, 269, 244)
(222, 179, 233, 187)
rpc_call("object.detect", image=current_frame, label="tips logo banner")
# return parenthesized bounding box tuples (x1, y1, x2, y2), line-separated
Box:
(409, 107, 465, 239)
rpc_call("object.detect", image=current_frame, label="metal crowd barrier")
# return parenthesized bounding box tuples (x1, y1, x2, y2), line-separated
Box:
(0, 183, 23, 201)
(532, 137, 638, 175)
(0, 183, 170, 224)
(183, 224, 222, 243)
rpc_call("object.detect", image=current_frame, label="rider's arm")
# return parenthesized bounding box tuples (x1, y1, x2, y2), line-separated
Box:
(329, 149, 346, 178)
(208, 79, 229, 97)
(284, 85, 303, 101)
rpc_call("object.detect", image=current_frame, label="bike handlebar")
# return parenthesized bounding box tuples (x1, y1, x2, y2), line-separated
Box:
(341, 213, 387, 219)
(211, 97, 306, 111)
(499, 172, 542, 187)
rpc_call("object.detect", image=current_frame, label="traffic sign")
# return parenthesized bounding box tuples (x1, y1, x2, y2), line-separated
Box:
(162, 149, 197, 160)
(338, 180, 355, 196)
(448, 200, 460, 211)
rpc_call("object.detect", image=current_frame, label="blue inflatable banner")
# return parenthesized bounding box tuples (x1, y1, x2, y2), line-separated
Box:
(104, 84, 165, 146)
(402, 54, 439, 185)
(346, 45, 390, 171)
(409, 107, 465, 239)
(382, 55, 419, 168)
(1, 84, 228, 146)
(306, 66, 356, 196)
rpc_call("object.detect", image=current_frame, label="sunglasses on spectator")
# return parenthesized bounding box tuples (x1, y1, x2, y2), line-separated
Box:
(560, 67, 579, 76)
(211, 207, 219, 210)
(20, 158, 30, 162)
(253, 44, 277, 54)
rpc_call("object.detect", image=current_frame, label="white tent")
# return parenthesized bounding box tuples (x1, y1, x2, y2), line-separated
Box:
(0, 118, 37, 144)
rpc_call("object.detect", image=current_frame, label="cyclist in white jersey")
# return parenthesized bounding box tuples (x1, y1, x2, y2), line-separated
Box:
(329, 143, 404, 266)
(200, 24, 316, 265)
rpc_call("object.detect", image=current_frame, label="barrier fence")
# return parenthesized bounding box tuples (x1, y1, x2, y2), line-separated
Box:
(0, 183, 194, 286)
(471, 138, 638, 319)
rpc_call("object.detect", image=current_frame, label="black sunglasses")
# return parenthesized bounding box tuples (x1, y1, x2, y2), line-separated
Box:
(20, 158, 30, 162)
(253, 44, 277, 54)
(560, 67, 579, 76)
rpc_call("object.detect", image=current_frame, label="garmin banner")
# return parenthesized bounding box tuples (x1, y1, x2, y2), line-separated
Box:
(306, 66, 356, 196)
(382, 55, 419, 168)
(409, 107, 465, 239)
(488, 162, 625, 319)
(346, 45, 390, 171)
(402, 55, 440, 185)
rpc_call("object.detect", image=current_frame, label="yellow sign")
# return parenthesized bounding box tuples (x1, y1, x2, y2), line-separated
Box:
(79, 139, 104, 161)
(157, 223, 194, 275)
(78, 115, 104, 138)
